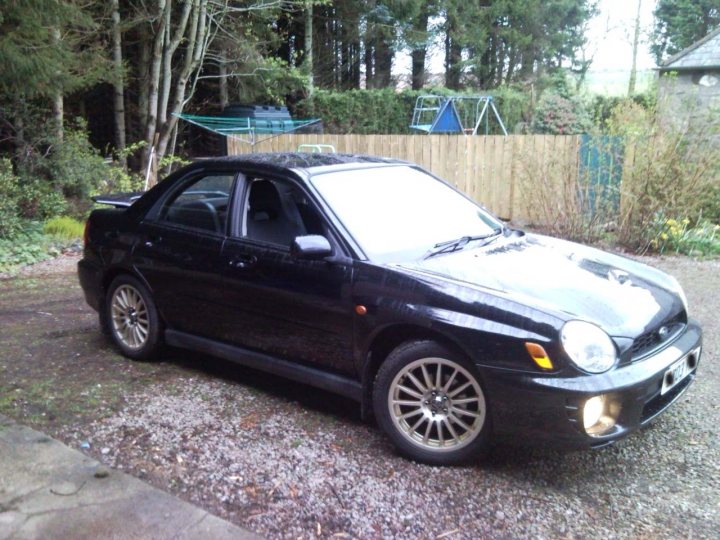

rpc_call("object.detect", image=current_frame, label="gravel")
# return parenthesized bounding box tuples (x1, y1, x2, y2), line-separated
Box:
(2, 254, 718, 539)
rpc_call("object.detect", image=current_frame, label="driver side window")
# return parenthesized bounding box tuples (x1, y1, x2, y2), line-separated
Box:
(244, 178, 325, 247)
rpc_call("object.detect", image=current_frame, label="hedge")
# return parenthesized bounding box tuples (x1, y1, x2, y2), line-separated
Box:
(292, 87, 530, 135)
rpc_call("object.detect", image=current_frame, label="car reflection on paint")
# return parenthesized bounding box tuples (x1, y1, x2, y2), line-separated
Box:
(78, 153, 702, 465)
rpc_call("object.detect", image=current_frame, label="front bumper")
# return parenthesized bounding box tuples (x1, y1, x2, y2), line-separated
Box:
(484, 319, 703, 449)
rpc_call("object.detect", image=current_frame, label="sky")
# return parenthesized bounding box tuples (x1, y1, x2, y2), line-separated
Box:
(586, 0, 658, 72)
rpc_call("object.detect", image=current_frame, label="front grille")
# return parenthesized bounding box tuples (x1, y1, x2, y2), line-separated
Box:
(631, 331, 661, 356)
(631, 315, 686, 359)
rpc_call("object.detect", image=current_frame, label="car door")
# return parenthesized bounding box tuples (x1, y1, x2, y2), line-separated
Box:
(218, 173, 356, 376)
(132, 171, 237, 340)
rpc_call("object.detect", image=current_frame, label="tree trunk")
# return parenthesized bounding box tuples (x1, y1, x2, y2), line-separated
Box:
(219, 49, 229, 109)
(141, 0, 168, 182)
(628, 0, 642, 96)
(111, 0, 127, 169)
(138, 35, 151, 136)
(411, 5, 430, 90)
(152, 0, 211, 185)
(445, 20, 462, 89)
(52, 92, 64, 142)
(364, 33, 374, 88)
(305, 1, 314, 93)
(51, 27, 64, 141)
(374, 32, 393, 88)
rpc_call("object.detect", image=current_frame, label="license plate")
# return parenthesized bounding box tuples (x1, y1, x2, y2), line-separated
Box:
(661, 353, 696, 395)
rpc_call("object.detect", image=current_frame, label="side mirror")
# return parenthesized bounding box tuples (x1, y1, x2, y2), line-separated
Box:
(290, 235, 333, 260)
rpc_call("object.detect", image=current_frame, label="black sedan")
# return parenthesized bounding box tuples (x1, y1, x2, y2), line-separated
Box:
(78, 153, 702, 465)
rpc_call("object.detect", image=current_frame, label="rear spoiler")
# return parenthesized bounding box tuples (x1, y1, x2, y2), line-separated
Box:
(92, 191, 144, 208)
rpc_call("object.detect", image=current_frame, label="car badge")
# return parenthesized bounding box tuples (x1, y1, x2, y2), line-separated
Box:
(608, 269, 631, 285)
(658, 326, 670, 340)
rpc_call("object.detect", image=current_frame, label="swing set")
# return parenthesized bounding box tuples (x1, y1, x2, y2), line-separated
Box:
(410, 95, 508, 136)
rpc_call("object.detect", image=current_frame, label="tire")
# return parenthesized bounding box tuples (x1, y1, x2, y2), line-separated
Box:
(105, 275, 162, 361)
(373, 340, 491, 465)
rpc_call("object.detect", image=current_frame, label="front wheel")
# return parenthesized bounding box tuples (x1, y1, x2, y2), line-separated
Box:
(373, 340, 491, 465)
(105, 275, 162, 361)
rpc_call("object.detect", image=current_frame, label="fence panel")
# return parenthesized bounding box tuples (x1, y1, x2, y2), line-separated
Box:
(227, 134, 581, 222)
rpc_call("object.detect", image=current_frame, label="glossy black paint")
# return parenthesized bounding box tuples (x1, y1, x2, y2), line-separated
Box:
(78, 153, 703, 449)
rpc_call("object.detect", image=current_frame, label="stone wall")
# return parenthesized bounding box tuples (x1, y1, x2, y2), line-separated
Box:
(658, 69, 720, 131)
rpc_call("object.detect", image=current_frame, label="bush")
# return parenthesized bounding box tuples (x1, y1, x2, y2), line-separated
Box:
(16, 177, 67, 220)
(0, 222, 55, 273)
(0, 159, 22, 237)
(516, 99, 720, 254)
(608, 101, 720, 252)
(589, 93, 656, 131)
(294, 87, 530, 135)
(12, 119, 123, 221)
(530, 93, 593, 135)
(44, 216, 85, 240)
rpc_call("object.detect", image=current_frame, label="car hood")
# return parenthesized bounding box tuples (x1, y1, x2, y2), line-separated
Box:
(395, 233, 684, 338)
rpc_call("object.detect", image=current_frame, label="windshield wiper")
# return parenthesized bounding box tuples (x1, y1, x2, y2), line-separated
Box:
(424, 228, 503, 259)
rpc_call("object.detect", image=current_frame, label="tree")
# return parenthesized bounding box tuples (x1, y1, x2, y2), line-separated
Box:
(0, 0, 108, 154)
(445, 0, 594, 89)
(651, 0, 720, 63)
(409, 1, 434, 89)
(110, 0, 127, 169)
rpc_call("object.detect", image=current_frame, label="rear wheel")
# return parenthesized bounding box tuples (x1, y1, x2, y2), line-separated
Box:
(105, 275, 161, 361)
(373, 340, 490, 465)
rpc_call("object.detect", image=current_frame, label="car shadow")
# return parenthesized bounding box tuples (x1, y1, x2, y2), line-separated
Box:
(158, 345, 364, 425)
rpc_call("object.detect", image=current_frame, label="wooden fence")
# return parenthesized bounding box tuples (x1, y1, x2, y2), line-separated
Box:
(227, 134, 582, 222)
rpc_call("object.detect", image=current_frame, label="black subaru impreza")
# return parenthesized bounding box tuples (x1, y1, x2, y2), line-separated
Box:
(78, 153, 702, 465)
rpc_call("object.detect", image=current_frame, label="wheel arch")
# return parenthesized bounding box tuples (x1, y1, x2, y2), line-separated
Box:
(99, 267, 157, 331)
(360, 323, 474, 420)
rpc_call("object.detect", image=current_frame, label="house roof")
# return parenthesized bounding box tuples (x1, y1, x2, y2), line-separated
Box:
(661, 27, 720, 71)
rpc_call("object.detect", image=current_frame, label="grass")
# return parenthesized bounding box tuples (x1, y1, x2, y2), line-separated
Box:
(44, 216, 85, 240)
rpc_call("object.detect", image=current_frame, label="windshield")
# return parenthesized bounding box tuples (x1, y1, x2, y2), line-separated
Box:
(311, 165, 502, 262)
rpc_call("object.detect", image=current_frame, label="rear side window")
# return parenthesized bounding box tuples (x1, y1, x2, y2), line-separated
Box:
(159, 174, 235, 234)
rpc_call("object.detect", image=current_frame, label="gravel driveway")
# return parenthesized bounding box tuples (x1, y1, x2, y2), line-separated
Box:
(1, 255, 718, 539)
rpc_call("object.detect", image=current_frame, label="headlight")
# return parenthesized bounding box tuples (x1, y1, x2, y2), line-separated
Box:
(561, 321, 617, 373)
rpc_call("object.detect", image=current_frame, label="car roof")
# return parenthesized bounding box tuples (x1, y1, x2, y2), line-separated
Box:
(208, 152, 407, 174)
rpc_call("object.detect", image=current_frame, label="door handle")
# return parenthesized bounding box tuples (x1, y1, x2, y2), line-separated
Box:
(229, 255, 257, 269)
(143, 235, 162, 248)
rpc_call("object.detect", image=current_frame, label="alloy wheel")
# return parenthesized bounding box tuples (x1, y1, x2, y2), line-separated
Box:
(110, 284, 150, 349)
(387, 357, 486, 452)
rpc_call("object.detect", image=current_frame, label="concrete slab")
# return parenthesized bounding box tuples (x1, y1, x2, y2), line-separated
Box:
(0, 415, 261, 540)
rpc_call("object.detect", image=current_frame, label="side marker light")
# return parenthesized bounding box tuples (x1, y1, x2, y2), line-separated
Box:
(525, 342, 554, 370)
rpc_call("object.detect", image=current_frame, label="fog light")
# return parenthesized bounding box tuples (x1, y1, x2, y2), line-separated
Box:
(582, 395, 617, 436)
(583, 396, 604, 429)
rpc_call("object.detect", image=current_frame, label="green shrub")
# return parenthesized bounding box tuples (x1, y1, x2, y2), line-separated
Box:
(699, 182, 720, 224)
(0, 159, 22, 237)
(0, 222, 55, 273)
(530, 92, 593, 134)
(13, 119, 120, 220)
(16, 177, 67, 220)
(44, 216, 85, 240)
(294, 87, 529, 135)
(589, 94, 656, 131)
(608, 101, 720, 253)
